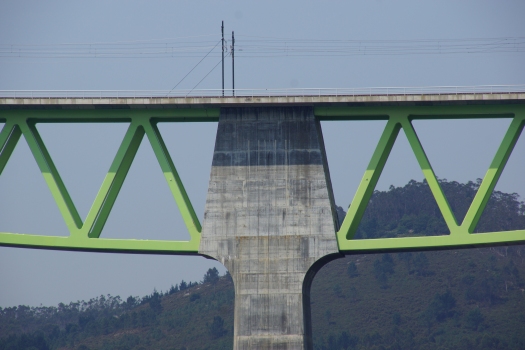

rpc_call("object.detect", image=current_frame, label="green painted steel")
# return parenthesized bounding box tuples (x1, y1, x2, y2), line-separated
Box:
(0, 109, 219, 254)
(1, 105, 524, 254)
(315, 104, 525, 252)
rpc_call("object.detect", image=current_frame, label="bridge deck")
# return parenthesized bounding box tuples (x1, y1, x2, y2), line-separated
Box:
(1, 92, 525, 109)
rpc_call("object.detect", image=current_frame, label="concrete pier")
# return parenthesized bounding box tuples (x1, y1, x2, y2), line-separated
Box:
(199, 107, 341, 349)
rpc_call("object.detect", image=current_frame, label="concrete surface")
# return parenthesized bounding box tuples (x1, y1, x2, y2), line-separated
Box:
(199, 107, 341, 349)
(2, 92, 525, 109)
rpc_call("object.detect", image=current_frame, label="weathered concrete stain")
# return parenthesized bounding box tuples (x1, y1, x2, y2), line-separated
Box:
(199, 107, 341, 349)
(2, 92, 524, 108)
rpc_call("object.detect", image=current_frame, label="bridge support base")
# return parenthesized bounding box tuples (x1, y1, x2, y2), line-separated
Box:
(200, 107, 340, 349)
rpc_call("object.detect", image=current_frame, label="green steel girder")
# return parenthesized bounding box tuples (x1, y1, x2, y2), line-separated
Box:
(0, 109, 219, 254)
(0, 104, 524, 255)
(315, 104, 525, 252)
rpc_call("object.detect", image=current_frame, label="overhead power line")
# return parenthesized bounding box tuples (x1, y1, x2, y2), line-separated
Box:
(3, 34, 217, 46)
(187, 56, 226, 95)
(233, 36, 525, 57)
(166, 39, 221, 96)
(1, 37, 523, 58)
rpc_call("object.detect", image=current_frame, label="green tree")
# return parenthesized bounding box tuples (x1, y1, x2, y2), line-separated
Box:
(207, 316, 227, 339)
(339, 331, 350, 350)
(347, 286, 359, 302)
(346, 261, 358, 278)
(392, 312, 401, 326)
(148, 290, 162, 314)
(168, 284, 179, 295)
(465, 275, 499, 305)
(398, 252, 413, 272)
(465, 308, 485, 331)
(503, 259, 520, 283)
(125, 296, 137, 309)
(480, 335, 505, 349)
(333, 284, 343, 298)
(338, 331, 358, 350)
(381, 253, 395, 272)
(424, 290, 456, 323)
(373, 254, 395, 288)
(374, 260, 388, 289)
(413, 252, 430, 276)
(325, 310, 332, 324)
(327, 334, 338, 349)
(179, 280, 188, 290)
(203, 267, 220, 285)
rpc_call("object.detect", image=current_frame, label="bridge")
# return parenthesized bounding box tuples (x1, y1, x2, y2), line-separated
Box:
(1, 87, 525, 349)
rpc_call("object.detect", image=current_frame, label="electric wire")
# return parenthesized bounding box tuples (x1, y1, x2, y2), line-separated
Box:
(1, 37, 524, 58)
(186, 55, 228, 96)
(166, 39, 221, 96)
(4, 34, 217, 46)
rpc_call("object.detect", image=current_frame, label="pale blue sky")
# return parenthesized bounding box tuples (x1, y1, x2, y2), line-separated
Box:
(1, 0, 524, 307)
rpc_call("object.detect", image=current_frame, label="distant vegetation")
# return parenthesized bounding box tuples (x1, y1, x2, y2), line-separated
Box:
(352, 178, 525, 238)
(311, 245, 525, 350)
(0, 268, 234, 350)
(316, 179, 525, 350)
(1, 180, 524, 350)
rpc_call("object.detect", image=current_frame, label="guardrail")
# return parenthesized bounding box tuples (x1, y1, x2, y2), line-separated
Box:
(1, 85, 525, 99)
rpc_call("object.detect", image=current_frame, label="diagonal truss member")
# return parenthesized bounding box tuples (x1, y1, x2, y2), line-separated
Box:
(0, 105, 524, 254)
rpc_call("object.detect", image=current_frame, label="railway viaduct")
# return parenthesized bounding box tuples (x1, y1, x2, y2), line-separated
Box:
(1, 89, 525, 349)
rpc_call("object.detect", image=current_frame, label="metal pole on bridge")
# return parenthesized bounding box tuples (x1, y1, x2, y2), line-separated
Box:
(232, 31, 235, 97)
(221, 21, 225, 97)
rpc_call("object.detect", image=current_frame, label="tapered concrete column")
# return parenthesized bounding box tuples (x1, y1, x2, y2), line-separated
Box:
(199, 107, 340, 349)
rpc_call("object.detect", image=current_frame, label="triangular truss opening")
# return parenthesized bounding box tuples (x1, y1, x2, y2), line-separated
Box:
(101, 134, 192, 241)
(0, 132, 68, 236)
(320, 120, 387, 226)
(36, 122, 129, 222)
(412, 118, 512, 224)
(355, 125, 449, 239)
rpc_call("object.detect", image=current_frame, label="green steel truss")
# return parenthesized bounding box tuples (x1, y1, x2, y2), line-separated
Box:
(0, 109, 217, 254)
(316, 104, 525, 252)
(0, 105, 524, 254)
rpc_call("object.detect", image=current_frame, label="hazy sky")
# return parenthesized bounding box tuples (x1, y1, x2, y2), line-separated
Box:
(1, 0, 524, 307)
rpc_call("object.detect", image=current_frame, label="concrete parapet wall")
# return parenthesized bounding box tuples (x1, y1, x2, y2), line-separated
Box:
(2, 92, 524, 109)
(199, 107, 340, 349)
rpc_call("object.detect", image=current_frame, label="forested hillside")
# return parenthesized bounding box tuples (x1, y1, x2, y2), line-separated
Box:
(1, 179, 524, 350)
(350, 178, 525, 238)
(0, 269, 235, 350)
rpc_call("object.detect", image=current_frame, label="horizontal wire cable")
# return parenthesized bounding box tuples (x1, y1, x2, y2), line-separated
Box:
(1, 34, 217, 46)
(1, 37, 523, 58)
